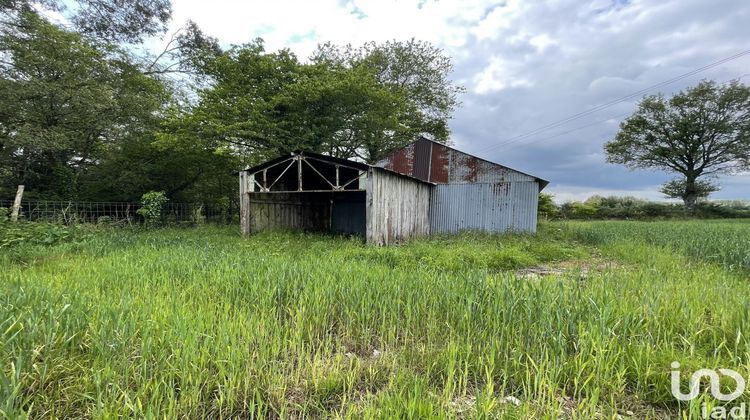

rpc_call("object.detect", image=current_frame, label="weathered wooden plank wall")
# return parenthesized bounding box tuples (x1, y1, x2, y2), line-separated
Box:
(248, 193, 331, 233)
(366, 168, 431, 245)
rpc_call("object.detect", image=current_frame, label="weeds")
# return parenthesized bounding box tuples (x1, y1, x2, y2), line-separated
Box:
(0, 221, 748, 417)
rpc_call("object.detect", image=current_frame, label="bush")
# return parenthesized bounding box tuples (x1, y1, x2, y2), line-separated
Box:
(537, 193, 559, 219)
(0, 222, 73, 248)
(559, 201, 598, 219)
(555, 196, 750, 220)
(136, 191, 169, 227)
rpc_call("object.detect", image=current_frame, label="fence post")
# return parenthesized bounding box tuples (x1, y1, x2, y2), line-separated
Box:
(10, 185, 24, 222)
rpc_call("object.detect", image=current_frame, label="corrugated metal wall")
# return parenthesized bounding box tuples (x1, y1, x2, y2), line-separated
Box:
(366, 168, 431, 245)
(376, 138, 543, 235)
(430, 182, 539, 233)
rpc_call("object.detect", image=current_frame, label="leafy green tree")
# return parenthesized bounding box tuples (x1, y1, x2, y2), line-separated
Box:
(1, 0, 171, 43)
(170, 38, 463, 165)
(660, 178, 719, 204)
(79, 119, 239, 204)
(0, 11, 170, 199)
(183, 40, 310, 162)
(605, 80, 750, 210)
(312, 39, 464, 160)
(142, 20, 222, 79)
(537, 193, 559, 219)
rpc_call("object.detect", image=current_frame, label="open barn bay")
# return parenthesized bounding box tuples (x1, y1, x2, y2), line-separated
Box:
(1, 220, 749, 418)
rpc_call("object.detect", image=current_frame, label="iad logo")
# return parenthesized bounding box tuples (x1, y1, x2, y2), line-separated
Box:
(671, 361, 747, 419)
(671, 361, 745, 401)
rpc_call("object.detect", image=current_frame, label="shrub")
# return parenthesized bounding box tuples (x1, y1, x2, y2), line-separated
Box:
(136, 191, 169, 227)
(0, 222, 72, 248)
(537, 193, 559, 219)
(560, 201, 598, 219)
(556, 196, 750, 220)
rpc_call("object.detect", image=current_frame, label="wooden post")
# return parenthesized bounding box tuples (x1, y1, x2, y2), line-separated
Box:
(297, 155, 303, 191)
(365, 169, 374, 245)
(239, 172, 250, 235)
(10, 185, 24, 222)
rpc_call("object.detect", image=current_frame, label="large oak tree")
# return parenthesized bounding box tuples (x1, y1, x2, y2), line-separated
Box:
(605, 80, 750, 209)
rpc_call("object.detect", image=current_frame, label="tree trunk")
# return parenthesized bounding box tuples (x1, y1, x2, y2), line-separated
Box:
(683, 176, 698, 212)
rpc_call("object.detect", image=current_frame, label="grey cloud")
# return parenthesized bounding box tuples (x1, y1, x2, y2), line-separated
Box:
(443, 0, 750, 201)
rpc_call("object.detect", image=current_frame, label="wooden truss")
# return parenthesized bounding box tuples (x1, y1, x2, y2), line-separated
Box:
(246, 154, 366, 193)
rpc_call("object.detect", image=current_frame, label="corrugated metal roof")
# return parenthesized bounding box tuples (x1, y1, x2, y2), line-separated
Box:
(376, 137, 549, 189)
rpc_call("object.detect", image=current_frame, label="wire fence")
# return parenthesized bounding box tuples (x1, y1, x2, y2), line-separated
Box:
(0, 200, 239, 225)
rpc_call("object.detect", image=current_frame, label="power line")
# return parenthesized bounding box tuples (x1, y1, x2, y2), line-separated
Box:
(476, 49, 750, 154)
(499, 111, 632, 153)
(496, 73, 750, 154)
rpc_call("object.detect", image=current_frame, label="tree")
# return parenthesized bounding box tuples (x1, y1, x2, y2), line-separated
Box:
(659, 178, 719, 204)
(605, 80, 750, 210)
(142, 20, 222, 80)
(165, 39, 307, 166)
(0, 11, 170, 199)
(1, 0, 171, 43)
(537, 193, 559, 219)
(172, 38, 463, 164)
(0, 3, 237, 204)
(312, 39, 464, 160)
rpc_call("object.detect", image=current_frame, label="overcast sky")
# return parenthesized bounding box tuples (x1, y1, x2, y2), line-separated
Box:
(155, 0, 749, 202)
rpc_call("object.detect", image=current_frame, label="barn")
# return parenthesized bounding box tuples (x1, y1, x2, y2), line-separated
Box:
(239, 138, 548, 245)
(376, 137, 549, 234)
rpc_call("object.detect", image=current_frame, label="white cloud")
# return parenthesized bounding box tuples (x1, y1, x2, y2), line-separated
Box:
(529, 33, 557, 51)
(473, 57, 532, 93)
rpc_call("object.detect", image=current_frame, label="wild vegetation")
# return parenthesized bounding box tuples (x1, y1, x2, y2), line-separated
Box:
(540, 194, 750, 221)
(2, 220, 749, 418)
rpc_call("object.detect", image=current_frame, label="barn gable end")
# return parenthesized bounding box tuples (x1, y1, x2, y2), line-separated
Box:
(375, 138, 548, 234)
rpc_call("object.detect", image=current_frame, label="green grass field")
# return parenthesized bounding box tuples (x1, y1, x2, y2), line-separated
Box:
(2, 220, 750, 418)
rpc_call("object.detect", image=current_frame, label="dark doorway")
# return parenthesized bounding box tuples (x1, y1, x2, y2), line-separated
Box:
(331, 191, 366, 235)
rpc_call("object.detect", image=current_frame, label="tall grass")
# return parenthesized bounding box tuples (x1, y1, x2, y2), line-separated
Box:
(1, 222, 749, 418)
(563, 219, 750, 273)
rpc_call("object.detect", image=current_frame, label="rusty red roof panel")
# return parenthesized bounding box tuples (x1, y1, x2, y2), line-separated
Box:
(426, 142, 445, 183)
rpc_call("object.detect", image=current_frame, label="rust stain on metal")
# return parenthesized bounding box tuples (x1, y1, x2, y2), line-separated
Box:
(492, 182, 511, 196)
(463, 155, 478, 182)
(385, 143, 415, 176)
(429, 142, 449, 183)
